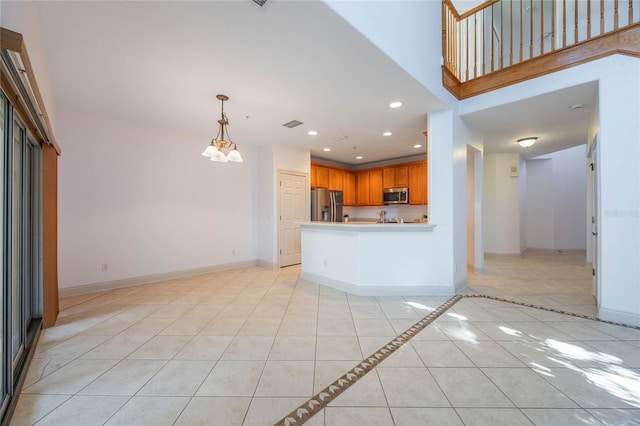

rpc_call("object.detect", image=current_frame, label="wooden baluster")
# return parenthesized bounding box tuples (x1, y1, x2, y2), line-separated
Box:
(454, 13, 462, 81)
(466, 17, 470, 81)
(587, 0, 591, 39)
(540, 0, 544, 54)
(600, 0, 604, 34)
(551, 0, 556, 51)
(615, 0, 619, 30)
(491, 4, 495, 72)
(530, 0, 534, 59)
(510, 0, 514, 66)
(519, 0, 523, 61)
(630, 0, 634, 25)
(500, 0, 503, 69)
(474, 13, 478, 78)
(563, 0, 567, 47)
(575, 0, 579, 42)
(483, 8, 487, 75)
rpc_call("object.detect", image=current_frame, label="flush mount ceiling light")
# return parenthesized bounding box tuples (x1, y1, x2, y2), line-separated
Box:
(517, 137, 538, 148)
(308, 130, 318, 136)
(356, 156, 363, 160)
(389, 101, 403, 108)
(323, 148, 331, 152)
(201, 95, 243, 163)
(383, 131, 392, 136)
(413, 144, 423, 149)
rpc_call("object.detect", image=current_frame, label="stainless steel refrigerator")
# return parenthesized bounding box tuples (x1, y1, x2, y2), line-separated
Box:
(311, 189, 343, 222)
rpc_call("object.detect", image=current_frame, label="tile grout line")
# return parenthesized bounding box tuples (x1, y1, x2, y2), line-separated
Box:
(273, 294, 464, 426)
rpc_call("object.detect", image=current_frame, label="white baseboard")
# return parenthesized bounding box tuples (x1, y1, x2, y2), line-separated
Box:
(599, 307, 640, 327)
(59, 260, 259, 297)
(257, 260, 278, 270)
(454, 277, 468, 294)
(300, 272, 457, 297)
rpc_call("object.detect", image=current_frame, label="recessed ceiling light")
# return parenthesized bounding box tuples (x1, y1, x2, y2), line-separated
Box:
(383, 132, 392, 136)
(308, 130, 318, 136)
(356, 156, 363, 160)
(413, 144, 422, 149)
(389, 101, 402, 108)
(323, 148, 331, 152)
(570, 103, 585, 110)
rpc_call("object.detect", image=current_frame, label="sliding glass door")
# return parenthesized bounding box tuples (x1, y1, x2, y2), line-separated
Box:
(0, 90, 7, 421)
(1, 90, 42, 422)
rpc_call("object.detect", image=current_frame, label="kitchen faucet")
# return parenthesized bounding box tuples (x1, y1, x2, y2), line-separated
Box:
(378, 210, 387, 223)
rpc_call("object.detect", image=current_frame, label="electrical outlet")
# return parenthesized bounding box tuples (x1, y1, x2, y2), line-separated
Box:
(101, 263, 109, 272)
(323, 259, 328, 267)
(231, 249, 236, 255)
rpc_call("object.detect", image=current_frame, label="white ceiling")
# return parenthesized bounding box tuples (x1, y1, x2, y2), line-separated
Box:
(462, 81, 597, 159)
(32, 0, 595, 165)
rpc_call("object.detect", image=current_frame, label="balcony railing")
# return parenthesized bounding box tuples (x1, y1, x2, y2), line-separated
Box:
(443, 0, 640, 91)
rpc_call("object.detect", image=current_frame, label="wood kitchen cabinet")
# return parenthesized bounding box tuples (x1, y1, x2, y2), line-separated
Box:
(408, 161, 428, 205)
(383, 167, 395, 188)
(369, 168, 383, 205)
(311, 160, 426, 206)
(395, 165, 409, 187)
(356, 170, 370, 206)
(329, 168, 344, 191)
(343, 171, 356, 206)
(383, 165, 409, 188)
(315, 165, 329, 188)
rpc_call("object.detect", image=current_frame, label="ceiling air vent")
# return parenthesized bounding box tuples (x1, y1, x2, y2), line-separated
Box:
(252, 0, 268, 6)
(282, 120, 303, 129)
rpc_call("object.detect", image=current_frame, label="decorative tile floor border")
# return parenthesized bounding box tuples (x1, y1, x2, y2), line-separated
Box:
(274, 294, 639, 426)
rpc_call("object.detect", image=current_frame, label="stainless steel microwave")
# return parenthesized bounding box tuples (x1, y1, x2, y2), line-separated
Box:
(383, 187, 409, 204)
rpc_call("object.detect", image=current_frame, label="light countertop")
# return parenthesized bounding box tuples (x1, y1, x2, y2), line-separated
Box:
(299, 221, 436, 233)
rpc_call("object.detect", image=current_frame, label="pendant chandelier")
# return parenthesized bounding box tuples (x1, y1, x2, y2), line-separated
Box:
(201, 94, 243, 162)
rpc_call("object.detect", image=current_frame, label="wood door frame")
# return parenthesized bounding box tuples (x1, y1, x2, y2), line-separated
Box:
(276, 170, 309, 268)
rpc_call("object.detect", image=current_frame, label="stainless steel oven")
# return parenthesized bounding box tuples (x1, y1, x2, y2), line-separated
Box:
(383, 187, 409, 204)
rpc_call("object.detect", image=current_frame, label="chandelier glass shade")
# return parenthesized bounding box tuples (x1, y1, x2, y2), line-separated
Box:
(202, 94, 243, 163)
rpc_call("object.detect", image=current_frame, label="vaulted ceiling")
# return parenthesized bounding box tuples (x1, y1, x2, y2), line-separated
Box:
(31, 0, 595, 164)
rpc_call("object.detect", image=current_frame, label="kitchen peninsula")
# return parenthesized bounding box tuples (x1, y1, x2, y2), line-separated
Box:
(300, 221, 460, 296)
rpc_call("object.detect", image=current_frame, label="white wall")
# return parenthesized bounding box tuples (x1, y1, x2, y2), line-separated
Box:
(57, 108, 258, 289)
(483, 153, 522, 254)
(551, 145, 587, 249)
(343, 205, 427, 223)
(526, 159, 555, 249)
(525, 145, 587, 250)
(257, 144, 310, 268)
(325, 0, 457, 110)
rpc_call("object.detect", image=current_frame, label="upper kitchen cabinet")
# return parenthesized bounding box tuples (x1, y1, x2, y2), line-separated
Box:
(383, 165, 409, 188)
(408, 161, 428, 205)
(369, 168, 383, 205)
(343, 172, 356, 206)
(383, 167, 395, 188)
(329, 168, 344, 191)
(356, 170, 370, 206)
(395, 165, 409, 187)
(311, 164, 329, 188)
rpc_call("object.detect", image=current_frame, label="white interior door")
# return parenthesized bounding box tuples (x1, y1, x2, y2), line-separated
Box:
(278, 171, 307, 267)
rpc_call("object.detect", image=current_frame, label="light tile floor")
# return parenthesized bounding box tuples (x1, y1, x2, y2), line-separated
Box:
(10, 251, 640, 425)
